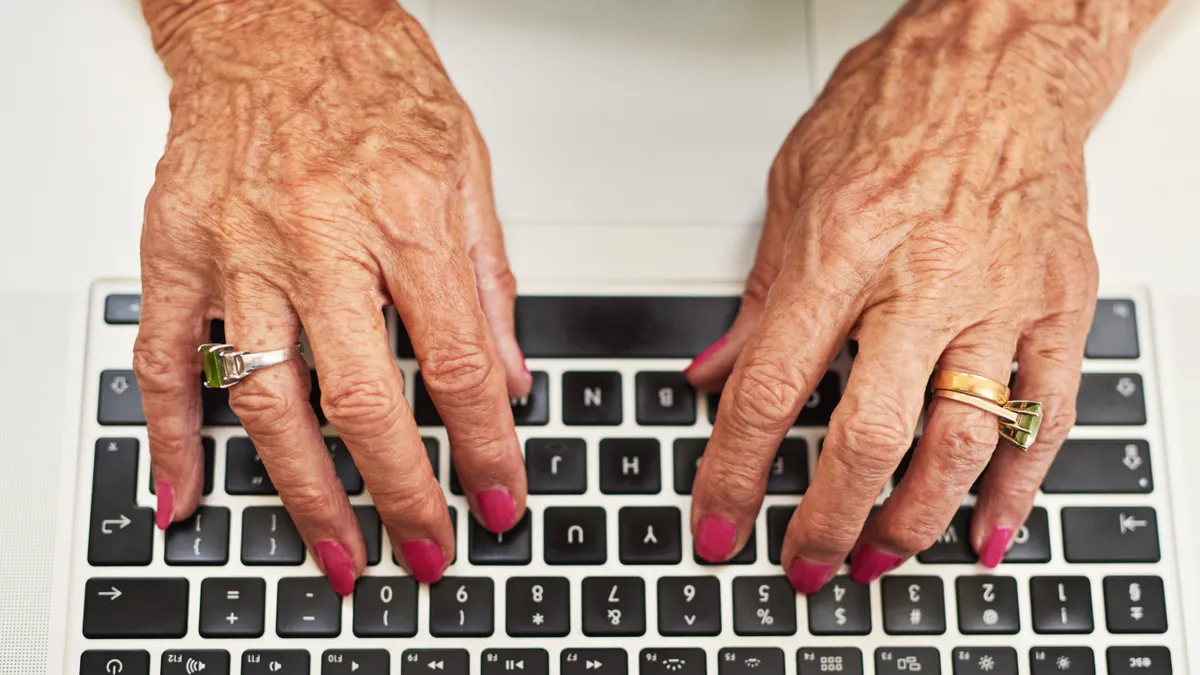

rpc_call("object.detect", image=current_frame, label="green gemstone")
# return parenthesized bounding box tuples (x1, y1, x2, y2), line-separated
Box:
(200, 345, 227, 389)
(1001, 401, 1043, 449)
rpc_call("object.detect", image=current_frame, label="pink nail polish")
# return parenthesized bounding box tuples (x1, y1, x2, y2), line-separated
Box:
(476, 489, 518, 533)
(155, 481, 174, 530)
(402, 540, 448, 584)
(694, 516, 737, 563)
(981, 526, 1013, 568)
(788, 557, 834, 594)
(684, 336, 728, 373)
(315, 540, 357, 596)
(850, 545, 902, 583)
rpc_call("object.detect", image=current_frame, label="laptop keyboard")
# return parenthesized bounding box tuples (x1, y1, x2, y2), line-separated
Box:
(73, 285, 1184, 675)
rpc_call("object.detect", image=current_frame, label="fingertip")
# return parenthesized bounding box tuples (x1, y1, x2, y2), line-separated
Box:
(476, 488, 518, 533)
(694, 515, 738, 563)
(400, 539, 448, 584)
(979, 526, 1013, 568)
(155, 480, 174, 530)
(787, 556, 835, 595)
(849, 544, 902, 584)
(315, 540, 358, 596)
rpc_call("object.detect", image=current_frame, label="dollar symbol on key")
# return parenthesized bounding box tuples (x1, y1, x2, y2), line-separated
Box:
(835, 607, 847, 625)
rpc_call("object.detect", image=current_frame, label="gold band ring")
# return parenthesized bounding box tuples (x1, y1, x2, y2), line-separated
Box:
(929, 369, 1043, 451)
(930, 369, 1010, 406)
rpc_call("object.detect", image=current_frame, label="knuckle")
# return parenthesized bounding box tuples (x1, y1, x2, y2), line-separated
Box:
(229, 384, 301, 431)
(697, 453, 766, 512)
(321, 375, 400, 435)
(726, 360, 804, 431)
(789, 506, 860, 559)
(875, 515, 945, 554)
(936, 417, 999, 469)
(373, 478, 444, 532)
(280, 485, 340, 523)
(1032, 392, 1076, 448)
(132, 336, 189, 394)
(421, 339, 499, 403)
(828, 399, 914, 478)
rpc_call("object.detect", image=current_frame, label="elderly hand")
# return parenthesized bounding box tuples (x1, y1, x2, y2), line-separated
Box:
(684, 1, 1153, 590)
(135, 0, 529, 593)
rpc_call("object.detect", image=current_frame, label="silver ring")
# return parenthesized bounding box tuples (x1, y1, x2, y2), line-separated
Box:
(199, 342, 304, 389)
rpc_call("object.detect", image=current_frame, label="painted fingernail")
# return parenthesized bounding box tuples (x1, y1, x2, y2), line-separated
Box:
(155, 481, 174, 530)
(981, 526, 1013, 568)
(788, 556, 834, 594)
(694, 516, 737, 562)
(477, 489, 518, 533)
(401, 540, 447, 584)
(684, 336, 727, 373)
(315, 540, 357, 596)
(850, 545, 902, 583)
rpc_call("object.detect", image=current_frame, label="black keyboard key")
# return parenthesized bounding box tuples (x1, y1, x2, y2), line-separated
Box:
(325, 437, 364, 494)
(512, 371, 550, 425)
(242, 507, 306, 565)
(506, 577, 570, 637)
(526, 438, 587, 494)
(484, 649, 550, 675)
(149, 437, 214, 496)
(92, 438, 139, 506)
(81, 651, 150, 675)
(673, 438, 707, 494)
(413, 374, 444, 426)
(619, 506, 681, 564)
(641, 649, 706, 675)
(766, 506, 794, 565)
(952, 648, 1018, 675)
(162, 651, 229, 675)
(1044, 440, 1153, 493)
(719, 648, 785, 675)
(401, 650, 470, 675)
(601, 439, 661, 494)
(225, 437, 276, 495)
(1107, 647, 1172, 675)
(449, 458, 465, 495)
(876, 649, 940, 675)
(469, 509, 532, 565)
(1062, 507, 1159, 562)
(514, 296, 738, 357)
(1031, 648, 1096, 675)
(563, 649, 629, 675)
(242, 651, 310, 675)
(98, 370, 145, 425)
(563, 371, 623, 425)
(83, 578, 188, 638)
(881, 576, 946, 635)
(635, 372, 696, 425)
(165, 506, 229, 565)
(695, 527, 756, 566)
(808, 576, 871, 636)
(544, 507, 607, 565)
(353, 577, 417, 637)
(423, 436, 439, 478)
(767, 438, 808, 494)
(88, 505, 154, 566)
(1086, 299, 1140, 358)
(956, 576, 1020, 634)
(200, 578, 265, 638)
(322, 650, 389, 675)
(582, 577, 645, 637)
(1104, 576, 1167, 633)
(201, 386, 240, 426)
(276, 577, 342, 637)
(353, 506, 381, 566)
(1030, 577, 1094, 634)
(796, 373, 841, 426)
(732, 576, 796, 636)
(1006, 507, 1052, 563)
(797, 649, 864, 675)
(429, 577, 494, 637)
(657, 577, 721, 636)
(105, 294, 142, 324)
(918, 508, 976, 563)
(1076, 373, 1146, 425)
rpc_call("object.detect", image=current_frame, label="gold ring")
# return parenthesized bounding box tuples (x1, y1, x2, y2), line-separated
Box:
(930, 369, 1010, 406)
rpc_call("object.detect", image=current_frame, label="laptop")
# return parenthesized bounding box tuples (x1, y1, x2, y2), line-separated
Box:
(1, 1, 1197, 675)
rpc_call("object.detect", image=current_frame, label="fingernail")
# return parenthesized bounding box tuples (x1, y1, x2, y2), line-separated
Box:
(788, 557, 834, 594)
(850, 545, 901, 583)
(401, 540, 447, 584)
(981, 526, 1013, 568)
(684, 336, 727, 373)
(477, 489, 518, 533)
(694, 516, 737, 562)
(315, 540, 357, 596)
(155, 481, 174, 530)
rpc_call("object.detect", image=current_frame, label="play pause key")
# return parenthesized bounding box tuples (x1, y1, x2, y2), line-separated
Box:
(483, 649, 549, 675)
(402, 650, 469, 674)
(322, 651, 388, 675)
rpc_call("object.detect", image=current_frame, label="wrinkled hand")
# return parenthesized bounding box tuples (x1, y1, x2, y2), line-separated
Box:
(684, 3, 1127, 589)
(135, 0, 529, 593)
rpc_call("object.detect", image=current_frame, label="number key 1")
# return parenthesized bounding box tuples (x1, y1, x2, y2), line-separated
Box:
(429, 578, 493, 637)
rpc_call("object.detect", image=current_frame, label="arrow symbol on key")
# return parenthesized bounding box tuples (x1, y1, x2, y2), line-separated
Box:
(101, 515, 131, 534)
(1120, 513, 1148, 534)
(683, 615, 696, 625)
(98, 587, 122, 601)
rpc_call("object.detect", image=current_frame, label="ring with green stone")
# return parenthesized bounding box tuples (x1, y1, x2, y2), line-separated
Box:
(198, 342, 304, 389)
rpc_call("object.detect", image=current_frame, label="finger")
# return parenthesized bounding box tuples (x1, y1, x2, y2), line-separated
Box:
(689, 262, 856, 564)
(683, 176, 791, 392)
(387, 228, 526, 535)
(972, 310, 1090, 566)
(460, 117, 532, 397)
(780, 311, 947, 592)
(133, 267, 211, 530)
(857, 324, 1017, 578)
(294, 278, 455, 584)
(223, 274, 366, 596)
